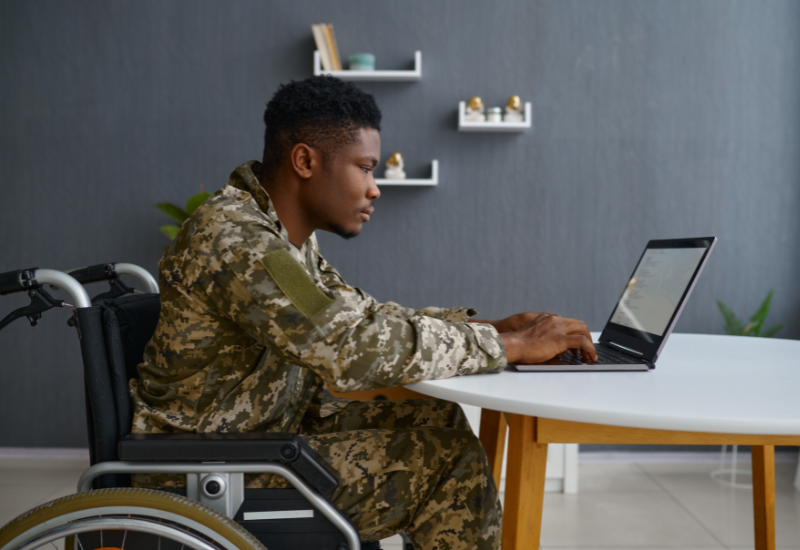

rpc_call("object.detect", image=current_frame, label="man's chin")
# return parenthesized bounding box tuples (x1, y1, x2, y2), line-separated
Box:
(326, 222, 361, 240)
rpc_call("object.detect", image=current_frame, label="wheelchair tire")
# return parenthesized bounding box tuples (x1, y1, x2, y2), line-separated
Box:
(0, 488, 266, 550)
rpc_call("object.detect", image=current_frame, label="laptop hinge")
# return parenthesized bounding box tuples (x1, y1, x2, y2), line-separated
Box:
(607, 341, 644, 357)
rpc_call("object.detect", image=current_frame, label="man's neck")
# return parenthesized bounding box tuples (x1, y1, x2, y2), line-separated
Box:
(259, 173, 313, 248)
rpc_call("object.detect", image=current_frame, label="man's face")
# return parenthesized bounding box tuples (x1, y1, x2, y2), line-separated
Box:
(304, 127, 381, 239)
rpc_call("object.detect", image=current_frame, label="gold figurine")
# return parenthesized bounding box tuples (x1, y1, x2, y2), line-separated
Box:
(387, 152, 403, 166)
(385, 152, 406, 180)
(504, 95, 524, 122)
(468, 96, 484, 111)
(465, 96, 486, 122)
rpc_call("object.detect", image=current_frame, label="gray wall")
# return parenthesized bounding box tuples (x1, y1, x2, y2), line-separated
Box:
(1, 0, 798, 447)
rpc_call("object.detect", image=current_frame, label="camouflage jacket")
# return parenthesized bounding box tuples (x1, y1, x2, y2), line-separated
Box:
(130, 161, 506, 434)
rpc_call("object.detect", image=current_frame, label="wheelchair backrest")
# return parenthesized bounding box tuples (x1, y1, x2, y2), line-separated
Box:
(76, 293, 161, 487)
(99, 293, 161, 437)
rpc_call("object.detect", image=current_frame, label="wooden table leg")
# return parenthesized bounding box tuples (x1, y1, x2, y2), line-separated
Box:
(479, 408, 507, 489)
(503, 414, 547, 550)
(752, 445, 776, 550)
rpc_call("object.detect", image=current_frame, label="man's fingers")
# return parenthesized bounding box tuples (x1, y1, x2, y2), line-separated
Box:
(513, 314, 597, 363)
(566, 334, 597, 361)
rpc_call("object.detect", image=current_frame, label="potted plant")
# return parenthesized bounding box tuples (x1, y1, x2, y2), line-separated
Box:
(716, 289, 784, 338)
(156, 191, 210, 241)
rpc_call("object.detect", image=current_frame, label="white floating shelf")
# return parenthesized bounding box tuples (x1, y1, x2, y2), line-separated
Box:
(314, 51, 422, 82)
(376, 160, 438, 186)
(458, 101, 532, 132)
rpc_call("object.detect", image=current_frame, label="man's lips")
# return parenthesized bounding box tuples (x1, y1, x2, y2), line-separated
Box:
(360, 207, 374, 222)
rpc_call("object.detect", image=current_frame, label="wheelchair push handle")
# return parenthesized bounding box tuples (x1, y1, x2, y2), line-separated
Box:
(0, 269, 92, 332)
(36, 270, 93, 307)
(66, 262, 159, 294)
(0, 268, 91, 307)
(115, 263, 159, 293)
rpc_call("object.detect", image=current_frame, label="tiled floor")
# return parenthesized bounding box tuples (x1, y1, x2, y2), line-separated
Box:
(1, 454, 799, 549)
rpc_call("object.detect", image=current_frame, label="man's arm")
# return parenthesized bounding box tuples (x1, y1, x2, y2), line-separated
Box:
(203, 242, 506, 393)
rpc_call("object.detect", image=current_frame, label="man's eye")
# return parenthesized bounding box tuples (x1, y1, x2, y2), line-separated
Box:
(361, 166, 372, 173)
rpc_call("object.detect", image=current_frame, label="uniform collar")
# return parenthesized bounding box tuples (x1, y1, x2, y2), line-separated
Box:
(226, 160, 290, 241)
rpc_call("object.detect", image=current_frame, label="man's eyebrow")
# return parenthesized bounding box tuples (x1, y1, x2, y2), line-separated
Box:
(361, 156, 379, 168)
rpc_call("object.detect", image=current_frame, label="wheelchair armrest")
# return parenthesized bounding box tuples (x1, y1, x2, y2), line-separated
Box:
(119, 432, 340, 497)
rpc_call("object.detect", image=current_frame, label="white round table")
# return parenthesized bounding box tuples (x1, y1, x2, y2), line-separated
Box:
(406, 334, 800, 550)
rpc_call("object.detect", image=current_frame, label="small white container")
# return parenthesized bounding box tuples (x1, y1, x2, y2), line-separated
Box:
(504, 109, 524, 122)
(486, 107, 502, 122)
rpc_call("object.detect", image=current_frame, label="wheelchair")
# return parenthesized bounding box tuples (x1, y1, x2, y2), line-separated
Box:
(0, 263, 404, 550)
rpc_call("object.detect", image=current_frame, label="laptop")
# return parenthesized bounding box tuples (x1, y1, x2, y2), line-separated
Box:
(514, 237, 717, 372)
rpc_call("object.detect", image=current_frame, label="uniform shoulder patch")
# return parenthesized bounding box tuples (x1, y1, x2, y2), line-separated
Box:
(260, 248, 334, 319)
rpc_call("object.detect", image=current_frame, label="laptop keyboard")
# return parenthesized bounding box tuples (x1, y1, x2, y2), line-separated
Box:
(557, 345, 644, 365)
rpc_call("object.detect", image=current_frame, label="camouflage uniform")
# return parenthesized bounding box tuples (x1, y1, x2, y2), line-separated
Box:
(130, 161, 507, 549)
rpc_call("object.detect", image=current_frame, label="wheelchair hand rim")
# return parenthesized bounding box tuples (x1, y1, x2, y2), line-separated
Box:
(13, 517, 219, 550)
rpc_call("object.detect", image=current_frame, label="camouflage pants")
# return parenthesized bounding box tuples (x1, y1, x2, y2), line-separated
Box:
(296, 398, 502, 550)
(133, 398, 502, 549)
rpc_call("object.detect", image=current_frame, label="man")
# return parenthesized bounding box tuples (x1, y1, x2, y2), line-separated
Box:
(131, 76, 597, 550)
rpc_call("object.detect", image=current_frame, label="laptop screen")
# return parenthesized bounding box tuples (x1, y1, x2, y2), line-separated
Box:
(600, 237, 716, 362)
(609, 248, 707, 336)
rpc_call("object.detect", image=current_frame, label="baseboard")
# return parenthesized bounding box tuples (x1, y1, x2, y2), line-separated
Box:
(0, 447, 90, 459)
(580, 450, 799, 464)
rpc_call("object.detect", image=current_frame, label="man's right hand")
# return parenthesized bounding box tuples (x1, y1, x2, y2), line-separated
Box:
(499, 314, 598, 364)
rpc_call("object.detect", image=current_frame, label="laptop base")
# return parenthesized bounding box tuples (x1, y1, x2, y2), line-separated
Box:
(512, 344, 654, 372)
(512, 361, 651, 372)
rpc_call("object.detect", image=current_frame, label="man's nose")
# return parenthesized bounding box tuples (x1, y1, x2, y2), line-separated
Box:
(367, 175, 381, 200)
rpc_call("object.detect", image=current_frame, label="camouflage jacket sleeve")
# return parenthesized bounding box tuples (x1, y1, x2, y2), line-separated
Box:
(199, 227, 506, 393)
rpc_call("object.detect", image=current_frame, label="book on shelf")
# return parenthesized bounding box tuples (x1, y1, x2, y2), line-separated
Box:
(311, 23, 342, 71)
(324, 24, 342, 71)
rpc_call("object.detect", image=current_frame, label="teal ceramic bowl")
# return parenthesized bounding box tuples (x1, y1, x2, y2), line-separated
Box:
(348, 53, 375, 71)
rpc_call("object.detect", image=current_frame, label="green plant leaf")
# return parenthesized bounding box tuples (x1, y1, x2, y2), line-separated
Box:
(156, 203, 189, 224)
(716, 300, 746, 336)
(159, 225, 181, 240)
(185, 192, 211, 215)
(760, 323, 785, 338)
(748, 289, 774, 337)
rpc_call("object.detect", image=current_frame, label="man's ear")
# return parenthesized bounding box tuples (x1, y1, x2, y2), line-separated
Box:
(290, 143, 318, 180)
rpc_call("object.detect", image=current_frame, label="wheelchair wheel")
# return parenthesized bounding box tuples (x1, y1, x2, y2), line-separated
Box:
(0, 488, 266, 550)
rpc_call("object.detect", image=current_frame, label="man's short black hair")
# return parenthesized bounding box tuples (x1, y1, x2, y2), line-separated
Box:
(262, 75, 382, 182)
